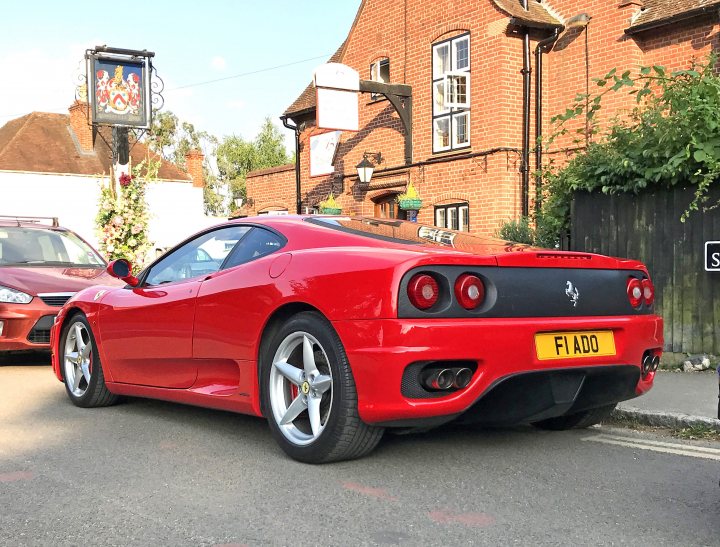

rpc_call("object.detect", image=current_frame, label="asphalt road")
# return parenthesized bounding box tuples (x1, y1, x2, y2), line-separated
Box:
(2, 356, 719, 546)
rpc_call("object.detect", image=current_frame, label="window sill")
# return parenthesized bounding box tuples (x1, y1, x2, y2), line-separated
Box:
(427, 147, 472, 161)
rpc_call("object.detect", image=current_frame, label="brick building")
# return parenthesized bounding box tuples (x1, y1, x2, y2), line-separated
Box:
(245, 0, 719, 237)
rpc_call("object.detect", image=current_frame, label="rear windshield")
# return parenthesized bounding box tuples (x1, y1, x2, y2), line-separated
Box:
(304, 216, 513, 250)
(0, 227, 105, 267)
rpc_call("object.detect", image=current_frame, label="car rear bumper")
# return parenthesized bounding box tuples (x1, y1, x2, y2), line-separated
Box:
(333, 314, 663, 425)
(0, 301, 59, 351)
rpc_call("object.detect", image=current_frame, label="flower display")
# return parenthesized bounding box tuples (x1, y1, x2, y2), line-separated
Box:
(96, 160, 155, 266)
(397, 181, 422, 210)
(319, 193, 342, 214)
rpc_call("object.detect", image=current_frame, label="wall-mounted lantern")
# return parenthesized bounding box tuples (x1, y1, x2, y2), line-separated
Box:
(356, 152, 383, 184)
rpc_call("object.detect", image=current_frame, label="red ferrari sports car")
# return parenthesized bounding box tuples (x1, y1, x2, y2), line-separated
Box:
(50, 216, 662, 463)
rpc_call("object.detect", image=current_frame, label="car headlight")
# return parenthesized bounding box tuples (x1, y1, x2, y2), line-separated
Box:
(0, 286, 33, 304)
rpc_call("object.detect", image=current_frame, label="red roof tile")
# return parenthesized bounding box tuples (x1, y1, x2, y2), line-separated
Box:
(627, 0, 720, 32)
(0, 111, 191, 181)
(491, 0, 563, 28)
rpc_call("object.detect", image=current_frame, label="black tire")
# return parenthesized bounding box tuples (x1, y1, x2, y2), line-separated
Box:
(532, 403, 617, 430)
(59, 313, 118, 408)
(260, 311, 384, 463)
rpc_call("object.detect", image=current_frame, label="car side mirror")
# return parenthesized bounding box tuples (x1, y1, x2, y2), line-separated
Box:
(107, 259, 139, 287)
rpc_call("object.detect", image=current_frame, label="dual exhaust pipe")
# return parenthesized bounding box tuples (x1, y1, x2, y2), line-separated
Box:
(641, 353, 660, 377)
(422, 367, 473, 391)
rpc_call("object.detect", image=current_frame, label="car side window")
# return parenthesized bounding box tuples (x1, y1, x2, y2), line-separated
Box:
(223, 227, 284, 269)
(145, 226, 251, 286)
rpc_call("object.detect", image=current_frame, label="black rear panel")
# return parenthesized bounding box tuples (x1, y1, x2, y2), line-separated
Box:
(398, 266, 653, 318)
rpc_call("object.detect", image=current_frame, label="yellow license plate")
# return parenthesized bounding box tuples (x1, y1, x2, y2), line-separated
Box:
(535, 331, 616, 360)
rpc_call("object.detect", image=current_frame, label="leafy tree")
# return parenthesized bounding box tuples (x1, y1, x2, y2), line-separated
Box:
(147, 110, 223, 214)
(254, 117, 292, 169)
(147, 111, 217, 169)
(215, 117, 290, 211)
(216, 135, 256, 203)
(146, 113, 291, 215)
(202, 174, 226, 216)
(538, 54, 720, 244)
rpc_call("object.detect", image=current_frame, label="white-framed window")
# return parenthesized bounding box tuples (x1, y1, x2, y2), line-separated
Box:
(452, 112, 470, 148)
(432, 34, 470, 153)
(370, 58, 390, 100)
(444, 72, 470, 108)
(435, 202, 470, 231)
(433, 117, 451, 152)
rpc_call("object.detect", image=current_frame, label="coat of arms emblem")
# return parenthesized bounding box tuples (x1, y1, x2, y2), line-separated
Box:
(96, 65, 141, 116)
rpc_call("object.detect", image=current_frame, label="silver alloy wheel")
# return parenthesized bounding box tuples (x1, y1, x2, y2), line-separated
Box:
(63, 320, 93, 398)
(269, 331, 333, 446)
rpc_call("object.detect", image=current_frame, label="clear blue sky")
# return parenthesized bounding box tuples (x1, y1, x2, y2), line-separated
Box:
(0, 1, 361, 150)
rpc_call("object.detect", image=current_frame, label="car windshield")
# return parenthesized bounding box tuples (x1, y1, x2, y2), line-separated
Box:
(0, 227, 105, 267)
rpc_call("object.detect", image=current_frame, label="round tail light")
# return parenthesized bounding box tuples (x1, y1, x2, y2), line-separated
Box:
(627, 277, 643, 308)
(407, 274, 439, 310)
(641, 278, 655, 307)
(454, 274, 485, 310)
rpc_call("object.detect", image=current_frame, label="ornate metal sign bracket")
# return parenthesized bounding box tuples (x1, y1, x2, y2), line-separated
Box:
(78, 46, 163, 166)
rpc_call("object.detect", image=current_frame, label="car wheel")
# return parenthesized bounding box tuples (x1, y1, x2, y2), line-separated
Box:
(60, 313, 118, 408)
(261, 311, 384, 463)
(532, 403, 617, 430)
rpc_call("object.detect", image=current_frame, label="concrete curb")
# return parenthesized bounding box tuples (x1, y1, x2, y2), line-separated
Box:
(613, 406, 720, 431)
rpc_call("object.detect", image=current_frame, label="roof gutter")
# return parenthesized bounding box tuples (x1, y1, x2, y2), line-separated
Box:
(282, 106, 315, 120)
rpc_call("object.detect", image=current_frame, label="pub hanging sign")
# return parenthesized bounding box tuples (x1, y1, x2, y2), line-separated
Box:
(86, 46, 154, 128)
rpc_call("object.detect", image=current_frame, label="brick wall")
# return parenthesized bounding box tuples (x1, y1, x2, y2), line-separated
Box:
(246, 163, 296, 214)
(254, 0, 718, 237)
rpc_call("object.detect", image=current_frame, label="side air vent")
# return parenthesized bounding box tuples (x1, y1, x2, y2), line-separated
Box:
(27, 315, 56, 344)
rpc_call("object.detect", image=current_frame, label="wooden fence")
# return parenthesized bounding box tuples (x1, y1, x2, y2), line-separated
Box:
(570, 186, 720, 356)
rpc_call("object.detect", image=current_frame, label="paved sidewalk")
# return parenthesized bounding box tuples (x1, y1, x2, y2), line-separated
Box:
(615, 370, 720, 430)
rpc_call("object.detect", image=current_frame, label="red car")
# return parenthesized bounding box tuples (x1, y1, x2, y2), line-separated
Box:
(0, 216, 114, 353)
(50, 216, 663, 463)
